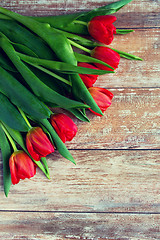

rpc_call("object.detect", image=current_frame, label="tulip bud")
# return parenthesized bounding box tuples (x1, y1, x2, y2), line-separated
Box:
(91, 46, 120, 71)
(88, 15, 117, 45)
(9, 150, 36, 185)
(78, 62, 99, 88)
(88, 87, 114, 116)
(50, 113, 78, 143)
(26, 127, 54, 161)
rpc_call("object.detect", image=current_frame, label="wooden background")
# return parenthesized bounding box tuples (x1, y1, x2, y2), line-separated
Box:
(0, 0, 160, 239)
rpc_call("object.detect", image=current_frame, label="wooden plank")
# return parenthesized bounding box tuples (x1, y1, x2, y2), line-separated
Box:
(94, 29, 160, 88)
(0, 150, 159, 212)
(0, 0, 159, 28)
(0, 212, 159, 239)
(0, 1, 159, 239)
(64, 88, 160, 149)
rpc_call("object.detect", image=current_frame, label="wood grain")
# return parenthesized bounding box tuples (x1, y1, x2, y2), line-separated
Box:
(0, 212, 159, 240)
(0, 150, 159, 212)
(63, 88, 160, 149)
(94, 29, 160, 88)
(0, 0, 159, 239)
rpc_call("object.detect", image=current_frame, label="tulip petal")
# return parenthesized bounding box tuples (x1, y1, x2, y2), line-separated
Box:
(88, 15, 117, 45)
(9, 150, 36, 185)
(88, 87, 114, 116)
(26, 127, 54, 161)
(50, 113, 78, 143)
(78, 62, 99, 88)
(91, 46, 120, 71)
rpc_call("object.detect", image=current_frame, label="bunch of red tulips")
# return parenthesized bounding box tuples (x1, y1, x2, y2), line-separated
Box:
(0, 0, 142, 196)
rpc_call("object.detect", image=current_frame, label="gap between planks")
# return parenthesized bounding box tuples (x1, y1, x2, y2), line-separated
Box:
(0, 209, 160, 214)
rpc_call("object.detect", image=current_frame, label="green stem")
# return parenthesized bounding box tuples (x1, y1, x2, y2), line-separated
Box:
(68, 39, 91, 53)
(18, 108, 32, 129)
(116, 29, 134, 34)
(0, 122, 17, 151)
(107, 46, 143, 61)
(73, 20, 88, 26)
(33, 160, 50, 179)
(54, 28, 97, 48)
(27, 62, 72, 86)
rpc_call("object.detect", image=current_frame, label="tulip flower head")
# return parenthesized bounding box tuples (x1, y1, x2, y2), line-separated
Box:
(88, 15, 117, 45)
(9, 150, 36, 185)
(91, 46, 120, 71)
(88, 87, 114, 116)
(26, 127, 54, 161)
(50, 113, 78, 143)
(78, 62, 99, 88)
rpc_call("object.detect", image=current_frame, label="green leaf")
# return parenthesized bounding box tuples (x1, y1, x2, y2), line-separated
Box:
(41, 157, 50, 179)
(68, 108, 90, 122)
(0, 8, 77, 66)
(0, 36, 89, 110)
(35, 0, 133, 34)
(71, 38, 100, 48)
(0, 13, 12, 20)
(0, 65, 51, 120)
(108, 46, 143, 61)
(77, 0, 134, 22)
(0, 7, 107, 116)
(18, 52, 113, 74)
(0, 49, 16, 72)
(0, 125, 12, 197)
(70, 73, 103, 116)
(55, 28, 99, 48)
(27, 62, 72, 86)
(0, 92, 30, 132)
(75, 52, 115, 70)
(34, 12, 81, 29)
(12, 42, 38, 57)
(3, 124, 27, 151)
(35, 13, 87, 36)
(0, 19, 55, 60)
(0, 31, 38, 57)
(28, 64, 71, 96)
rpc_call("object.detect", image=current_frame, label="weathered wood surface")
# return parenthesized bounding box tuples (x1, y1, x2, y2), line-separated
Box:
(0, 150, 159, 212)
(96, 29, 160, 88)
(0, 212, 160, 240)
(65, 88, 160, 149)
(0, 0, 160, 239)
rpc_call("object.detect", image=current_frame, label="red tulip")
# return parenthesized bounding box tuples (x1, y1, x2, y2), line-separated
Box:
(88, 15, 117, 45)
(78, 62, 99, 88)
(9, 150, 36, 185)
(26, 127, 54, 161)
(88, 87, 114, 116)
(50, 113, 78, 143)
(91, 46, 120, 71)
